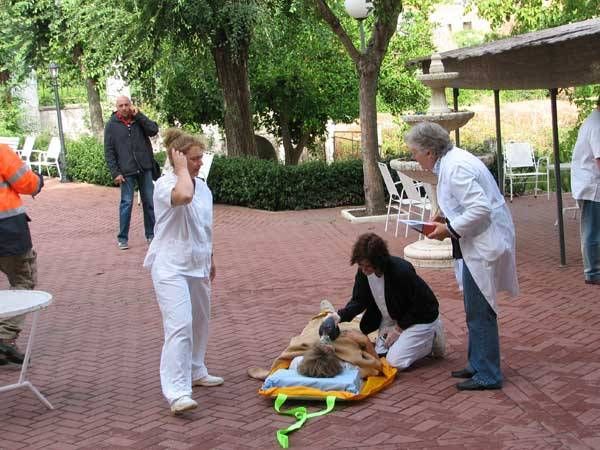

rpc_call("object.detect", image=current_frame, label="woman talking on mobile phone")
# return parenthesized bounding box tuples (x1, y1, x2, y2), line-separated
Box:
(143, 128, 223, 415)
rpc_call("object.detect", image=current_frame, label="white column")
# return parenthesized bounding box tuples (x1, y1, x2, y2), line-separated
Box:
(325, 120, 336, 164)
(13, 71, 41, 133)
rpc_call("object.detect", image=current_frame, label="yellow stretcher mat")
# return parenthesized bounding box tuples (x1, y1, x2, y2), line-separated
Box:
(258, 357, 397, 401)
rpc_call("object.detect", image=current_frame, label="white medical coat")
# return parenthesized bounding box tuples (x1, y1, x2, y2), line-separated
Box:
(436, 147, 518, 312)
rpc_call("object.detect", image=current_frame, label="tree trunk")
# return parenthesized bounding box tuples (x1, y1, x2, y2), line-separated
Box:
(313, 0, 400, 215)
(212, 43, 257, 157)
(280, 109, 307, 165)
(359, 60, 386, 215)
(86, 77, 104, 137)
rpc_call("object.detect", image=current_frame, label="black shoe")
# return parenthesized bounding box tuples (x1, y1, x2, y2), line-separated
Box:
(0, 343, 24, 365)
(456, 379, 502, 391)
(451, 368, 474, 379)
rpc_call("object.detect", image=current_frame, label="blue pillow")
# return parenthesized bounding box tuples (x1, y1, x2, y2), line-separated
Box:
(262, 367, 363, 394)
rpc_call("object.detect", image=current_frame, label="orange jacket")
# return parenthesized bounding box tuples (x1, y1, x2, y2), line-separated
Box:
(0, 143, 42, 218)
(0, 143, 43, 256)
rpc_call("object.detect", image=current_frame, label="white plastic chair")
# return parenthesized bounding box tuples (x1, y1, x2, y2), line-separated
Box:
(34, 137, 62, 179)
(0, 136, 20, 152)
(555, 202, 579, 226)
(395, 170, 432, 238)
(18, 136, 39, 166)
(503, 142, 549, 202)
(378, 162, 411, 237)
(199, 152, 214, 181)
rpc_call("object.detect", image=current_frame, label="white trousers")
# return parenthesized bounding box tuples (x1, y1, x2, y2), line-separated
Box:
(152, 266, 211, 404)
(386, 317, 443, 370)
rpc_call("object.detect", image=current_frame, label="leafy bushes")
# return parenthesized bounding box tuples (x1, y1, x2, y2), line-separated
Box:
(62, 136, 364, 210)
(208, 157, 364, 211)
(65, 136, 166, 186)
(66, 136, 114, 186)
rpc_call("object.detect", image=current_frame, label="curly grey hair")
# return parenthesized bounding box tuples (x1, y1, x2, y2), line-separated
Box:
(404, 122, 454, 158)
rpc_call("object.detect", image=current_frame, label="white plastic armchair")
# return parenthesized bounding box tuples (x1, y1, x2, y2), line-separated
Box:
(18, 136, 40, 166)
(0, 136, 19, 152)
(33, 137, 62, 179)
(198, 152, 214, 181)
(503, 142, 550, 202)
(395, 170, 432, 238)
(377, 162, 410, 237)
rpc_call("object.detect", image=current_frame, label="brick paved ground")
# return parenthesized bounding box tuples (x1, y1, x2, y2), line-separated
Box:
(1, 179, 599, 450)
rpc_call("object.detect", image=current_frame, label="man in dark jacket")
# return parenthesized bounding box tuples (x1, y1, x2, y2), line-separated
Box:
(104, 95, 159, 250)
(329, 232, 445, 370)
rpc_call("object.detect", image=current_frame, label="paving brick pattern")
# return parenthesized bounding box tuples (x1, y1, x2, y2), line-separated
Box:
(1, 179, 598, 449)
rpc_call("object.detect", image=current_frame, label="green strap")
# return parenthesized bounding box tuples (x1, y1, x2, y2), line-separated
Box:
(274, 394, 336, 448)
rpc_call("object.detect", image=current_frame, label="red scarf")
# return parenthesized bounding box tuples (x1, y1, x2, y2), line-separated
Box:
(116, 112, 133, 126)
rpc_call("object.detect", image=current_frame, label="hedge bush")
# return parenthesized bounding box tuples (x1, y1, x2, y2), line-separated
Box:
(61, 136, 364, 210)
(65, 136, 166, 186)
(208, 157, 364, 210)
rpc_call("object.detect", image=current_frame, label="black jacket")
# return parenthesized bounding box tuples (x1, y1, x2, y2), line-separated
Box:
(337, 256, 439, 334)
(104, 112, 159, 178)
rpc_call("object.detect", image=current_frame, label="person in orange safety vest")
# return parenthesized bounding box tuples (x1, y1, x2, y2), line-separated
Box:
(0, 143, 43, 366)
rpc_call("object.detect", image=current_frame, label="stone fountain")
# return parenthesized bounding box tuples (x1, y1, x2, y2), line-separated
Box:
(390, 53, 475, 268)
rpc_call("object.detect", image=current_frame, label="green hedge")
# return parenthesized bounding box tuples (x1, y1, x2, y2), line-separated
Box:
(65, 136, 166, 186)
(208, 157, 364, 210)
(62, 136, 364, 210)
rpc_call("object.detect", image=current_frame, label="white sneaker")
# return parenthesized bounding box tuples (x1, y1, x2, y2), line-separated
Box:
(431, 323, 446, 359)
(170, 396, 198, 415)
(193, 374, 224, 387)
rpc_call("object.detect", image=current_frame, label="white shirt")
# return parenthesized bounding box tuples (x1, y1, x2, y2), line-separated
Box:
(367, 273, 396, 354)
(143, 173, 213, 277)
(571, 109, 600, 202)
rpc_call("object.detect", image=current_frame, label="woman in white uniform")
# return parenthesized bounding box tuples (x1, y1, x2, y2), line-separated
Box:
(144, 128, 223, 415)
(405, 122, 519, 391)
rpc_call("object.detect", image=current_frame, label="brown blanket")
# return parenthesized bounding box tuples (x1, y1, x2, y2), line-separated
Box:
(270, 312, 382, 378)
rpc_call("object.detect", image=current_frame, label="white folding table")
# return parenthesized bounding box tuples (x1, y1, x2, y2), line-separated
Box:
(0, 290, 54, 409)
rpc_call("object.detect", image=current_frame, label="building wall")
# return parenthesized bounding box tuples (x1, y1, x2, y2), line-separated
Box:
(429, 0, 491, 52)
(39, 105, 89, 139)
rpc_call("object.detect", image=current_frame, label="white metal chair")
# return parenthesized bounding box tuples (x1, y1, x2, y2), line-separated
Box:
(34, 137, 62, 179)
(503, 142, 549, 202)
(395, 170, 432, 238)
(0, 136, 20, 152)
(377, 162, 410, 237)
(555, 202, 579, 226)
(199, 152, 214, 181)
(18, 136, 39, 166)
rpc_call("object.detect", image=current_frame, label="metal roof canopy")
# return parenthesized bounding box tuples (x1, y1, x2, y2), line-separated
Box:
(408, 18, 600, 266)
(410, 18, 600, 90)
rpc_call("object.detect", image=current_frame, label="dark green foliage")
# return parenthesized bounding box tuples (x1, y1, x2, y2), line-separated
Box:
(60, 136, 363, 210)
(65, 136, 167, 186)
(208, 157, 365, 210)
(65, 136, 113, 185)
(0, 92, 23, 136)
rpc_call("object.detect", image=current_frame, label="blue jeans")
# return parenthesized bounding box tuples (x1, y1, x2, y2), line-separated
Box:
(462, 262, 502, 386)
(118, 170, 155, 243)
(579, 199, 600, 282)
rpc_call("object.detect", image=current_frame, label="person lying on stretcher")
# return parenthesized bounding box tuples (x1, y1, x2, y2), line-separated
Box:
(247, 300, 382, 381)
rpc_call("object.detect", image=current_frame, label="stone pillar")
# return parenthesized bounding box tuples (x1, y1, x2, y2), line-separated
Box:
(325, 120, 335, 164)
(13, 71, 41, 133)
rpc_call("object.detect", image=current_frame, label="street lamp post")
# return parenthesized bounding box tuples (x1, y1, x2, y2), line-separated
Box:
(48, 62, 67, 182)
(344, 0, 373, 52)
